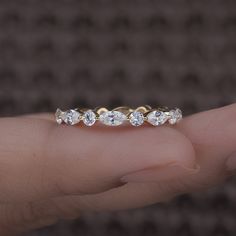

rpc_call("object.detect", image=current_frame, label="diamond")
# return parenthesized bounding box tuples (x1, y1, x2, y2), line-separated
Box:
(168, 108, 182, 125)
(83, 110, 97, 126)
(99, 111, 127, 126)
(147, 110, 168, 126)
(55, 108, 63, 124)
(63, 109, 80, 125)
(129, 111, 144, 126)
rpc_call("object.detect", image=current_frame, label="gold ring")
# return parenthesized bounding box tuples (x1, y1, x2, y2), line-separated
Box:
(55, 106, 182, 127)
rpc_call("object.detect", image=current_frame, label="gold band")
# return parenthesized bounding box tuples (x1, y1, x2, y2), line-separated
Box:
(55, 106, 182, 127)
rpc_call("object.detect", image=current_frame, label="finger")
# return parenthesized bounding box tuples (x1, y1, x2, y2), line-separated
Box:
(20, 113, 54, 121)
(176, 103, 236, 186)
(0, 180, 191, 235)
(51, 103, 236, 217)
(178, 103, 236, 154)
(50, 181, 185, 214)
(3, 105, 236, 234)
(0, 117, 195, 202)
(109, 104, 236, 187)
(0, 202, 58, 235)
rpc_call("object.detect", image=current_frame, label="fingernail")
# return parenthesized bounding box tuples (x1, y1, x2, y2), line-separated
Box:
(120, 163, 200, 183)
(225, 152, 236, 171)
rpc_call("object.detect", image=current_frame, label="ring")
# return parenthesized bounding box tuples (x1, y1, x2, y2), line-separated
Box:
(55, 106, 182, 127)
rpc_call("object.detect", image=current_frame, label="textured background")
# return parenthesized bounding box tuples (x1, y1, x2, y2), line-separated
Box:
(0, 0, 236, 235)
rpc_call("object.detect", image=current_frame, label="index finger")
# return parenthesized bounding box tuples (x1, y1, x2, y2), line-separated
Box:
(0, 116, 195, 202)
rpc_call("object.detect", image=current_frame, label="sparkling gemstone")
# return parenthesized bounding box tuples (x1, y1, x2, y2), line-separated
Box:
(83, 110, 97, 126)
(63, 109, 80, 125)
(55, 108, 63, 124)
(99, 111, 127, 126)
(147, 110, 168, 126)
(129, 111, 144, 126)
(168, 108, 182, 124)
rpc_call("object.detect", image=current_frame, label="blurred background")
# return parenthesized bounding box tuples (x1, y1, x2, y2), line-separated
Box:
(0, 0, 235, 235)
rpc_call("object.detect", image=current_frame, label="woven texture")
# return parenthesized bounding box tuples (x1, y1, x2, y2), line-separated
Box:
(0, 0, 236, 235)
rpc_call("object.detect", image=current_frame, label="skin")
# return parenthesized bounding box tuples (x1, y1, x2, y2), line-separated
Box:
(0, 104, 236, 235)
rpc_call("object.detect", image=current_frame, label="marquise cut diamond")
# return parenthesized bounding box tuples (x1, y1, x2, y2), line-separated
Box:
(83, 110, 97, 126)
(63, 109, 80, 125)
(99, 111, 127, 126)
(168, 108, 182, 124)
(147, 111, 168, 126)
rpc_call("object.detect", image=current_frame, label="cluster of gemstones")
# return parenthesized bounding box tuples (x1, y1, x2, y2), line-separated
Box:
(55, 106, 182, 127)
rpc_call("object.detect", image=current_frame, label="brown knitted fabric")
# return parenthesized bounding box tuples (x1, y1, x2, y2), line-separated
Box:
(0, 0, 235, 235)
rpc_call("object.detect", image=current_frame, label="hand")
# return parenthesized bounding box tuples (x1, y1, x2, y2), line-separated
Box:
(0, 104, 236, 235)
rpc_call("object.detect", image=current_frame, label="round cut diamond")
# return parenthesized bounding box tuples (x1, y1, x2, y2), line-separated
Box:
(147, 110, 168, 126)
(168, 108, 182, 124)
(99, 111, 127, 126)
(83, 110, 96, 126)
(63, 109, 80, 125)
(129, 111, 144, 126)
